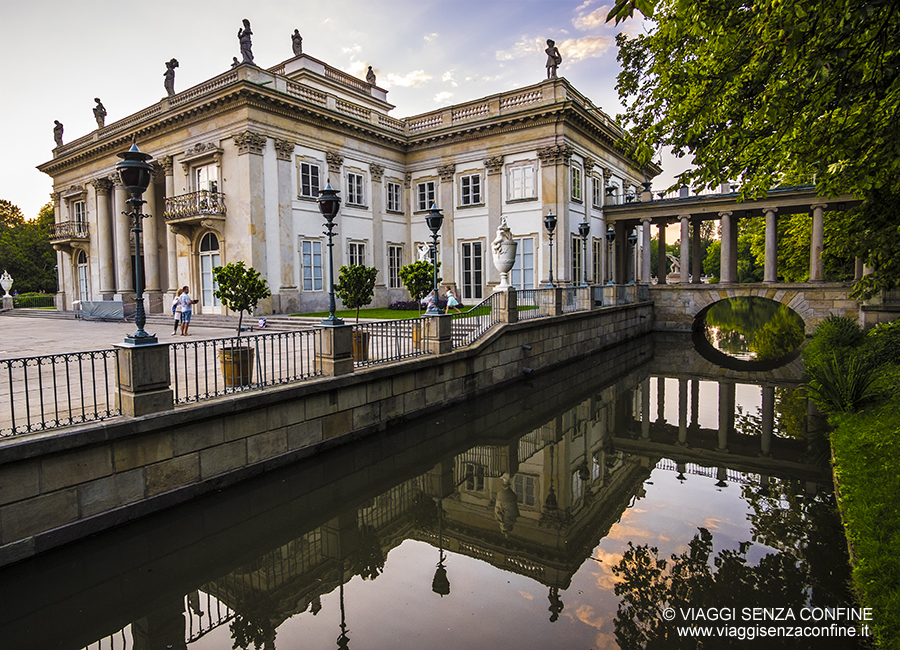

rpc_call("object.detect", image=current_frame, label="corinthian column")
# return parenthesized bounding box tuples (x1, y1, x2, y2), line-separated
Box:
(91, 178, 115, 297)
(144, 170, 161, 297)
(162, 156, 178, 300)
(112, 176, 134, 298)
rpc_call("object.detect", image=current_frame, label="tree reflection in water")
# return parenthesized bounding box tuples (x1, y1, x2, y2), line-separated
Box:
(703, 297, 805, 362)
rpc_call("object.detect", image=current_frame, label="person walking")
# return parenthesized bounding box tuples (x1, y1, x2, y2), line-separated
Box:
(178, 285, 198, 335)
(445, 286, 462, 314)
(172, 288, 183, 334)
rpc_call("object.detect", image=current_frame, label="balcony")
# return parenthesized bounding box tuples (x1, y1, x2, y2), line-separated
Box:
(49, 220, 90, 246)
(164, 190, 227, 225)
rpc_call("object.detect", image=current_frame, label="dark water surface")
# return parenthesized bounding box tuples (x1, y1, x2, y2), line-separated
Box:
(0, 335, 868, 649)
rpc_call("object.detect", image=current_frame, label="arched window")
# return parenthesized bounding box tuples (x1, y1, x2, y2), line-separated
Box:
(77, 250, 89, 300)
(199, 233, 221, 312)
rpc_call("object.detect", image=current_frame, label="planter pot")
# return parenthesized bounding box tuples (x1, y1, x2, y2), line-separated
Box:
(352, 331, 370, 361)
(218, 346, 255, 387)
(412, 323, 423, 348)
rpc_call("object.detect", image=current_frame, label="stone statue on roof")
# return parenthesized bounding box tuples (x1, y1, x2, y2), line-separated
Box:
(164, 58, 179, 97)
(545, 39, 562, 79)
(53, 121, 64, 147)
(238, 19, 254, 65)
(292, 29, 303, 56)
(366, 66, 376, 85)
(93, 98, 106, 129)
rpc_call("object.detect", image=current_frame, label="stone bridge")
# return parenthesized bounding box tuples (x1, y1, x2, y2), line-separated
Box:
(648, 281, 858, 335)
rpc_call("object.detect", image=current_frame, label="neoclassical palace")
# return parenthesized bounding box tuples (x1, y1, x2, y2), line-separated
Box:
(39, 52, 652, 316)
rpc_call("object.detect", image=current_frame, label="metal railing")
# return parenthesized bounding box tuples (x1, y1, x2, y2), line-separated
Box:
(49, 220, 90, 241)
(451, 292, 503, 349)
(12, 294, 56, 308)
(164, 190, 226, 221)
(170, 330, 322, 404)
(352, 318, 427, 368)
(561, 288, 579, 313)
(0, 349, 120, 437)
(518, 288, 555, 320)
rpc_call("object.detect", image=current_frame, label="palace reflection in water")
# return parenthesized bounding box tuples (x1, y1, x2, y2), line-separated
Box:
(0, 334, 862, 650)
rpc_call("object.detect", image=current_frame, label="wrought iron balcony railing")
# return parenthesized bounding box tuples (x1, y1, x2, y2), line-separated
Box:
(49, 220, 90, 242)
(164, 190, 227, 221)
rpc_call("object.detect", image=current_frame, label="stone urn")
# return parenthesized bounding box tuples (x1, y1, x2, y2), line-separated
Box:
(491, 217, 518, 292)
(0, 270, 12, 296)
(493, 474, 520, 535)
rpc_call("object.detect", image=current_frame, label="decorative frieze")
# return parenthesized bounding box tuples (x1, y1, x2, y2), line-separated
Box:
(483, 156, 504, 175)
(438, 164, 456, 182)
(91, 177, 113, 196)
(404, 172, 412, 188)
(537, 144, 574, 167)
(233, 131, 267, 156)
(369, 163, 385, 183)
(326, 151, 344, 176)
(185, 142, 219, 157)
(273, 139, 295, 162)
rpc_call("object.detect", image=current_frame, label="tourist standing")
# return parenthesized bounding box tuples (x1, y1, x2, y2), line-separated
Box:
(172, 288, 183, 334)
(179, 286, 198, 335)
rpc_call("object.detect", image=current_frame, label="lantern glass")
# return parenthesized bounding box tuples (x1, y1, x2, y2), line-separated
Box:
(606, 226, 616, 244)
(425, 205, 444, 234)
(578, 220, 590, 238)
(316, 183, 342, 220)
(543, 212, 557, 234)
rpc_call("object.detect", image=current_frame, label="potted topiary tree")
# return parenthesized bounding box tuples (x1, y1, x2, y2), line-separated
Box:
(334, 264, 378, 360)
(212, 261, 271, 387)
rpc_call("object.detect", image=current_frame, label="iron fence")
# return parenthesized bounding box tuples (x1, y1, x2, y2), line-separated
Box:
(170, 329, 322, 404)
(0, 349, 120, 437)
(518, 288, 555, 320)
(351, 318, 428, 367)
(451, 292, 503, 348)
(12, 294, 56, 309)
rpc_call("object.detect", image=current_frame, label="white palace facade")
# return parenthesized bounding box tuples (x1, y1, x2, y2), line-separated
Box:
(39, 52, 652, 316)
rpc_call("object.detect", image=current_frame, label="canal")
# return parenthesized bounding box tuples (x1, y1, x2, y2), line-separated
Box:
(0, 333, 867, 649)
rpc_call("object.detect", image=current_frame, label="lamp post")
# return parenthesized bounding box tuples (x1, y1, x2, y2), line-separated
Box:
(606, 225, 615, 285)
(316, 182, 344, 326)
(628, 229, 638, 284)
(577, 218, 590, 287)
(425, 204, 444, 316)
(543, 211, 557, 288)
(115, 143, 156, 345)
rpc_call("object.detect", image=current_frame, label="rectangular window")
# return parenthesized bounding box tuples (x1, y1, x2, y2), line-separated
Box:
(195, 164, 218, 193)
(571, 166, 582, 201)
(460, 174, 481, 206)
(514, 474, 536, 507)
(572, 235, 583, 284)
(510, 237, 535, 290)
(348, 241, 366, 267)
(417, 181, 435, 211)
(592, 177, 602, 208)
(572, 470, 584, 502)
(347, 172, 364, 205)
(508, 165, 534, 200)
(593, 238, 603, 285)
(73, 200, 86, 223)
(388, 245, 403, 289)
(300, 162, 320, 198)
(387, 181, 402, 212)
(465, 463, 485, 492)
(301, 240, 323, 291)
(461, 241, 483, 300)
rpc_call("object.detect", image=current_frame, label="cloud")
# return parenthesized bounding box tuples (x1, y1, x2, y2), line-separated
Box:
(424, 32, 439, 42)
(342, 44, 362, 54)
(558, 35, 615, 61)
(382, 70, 433, 89)
(574, 6, 612, 30)
(519, 591, 535, 601)
(575, 0, 599, 12)
(442, 70, 458, 87)
(495, 36, 545, 61)
(434, 91, 454, 104)
(575, 604, 606, 629)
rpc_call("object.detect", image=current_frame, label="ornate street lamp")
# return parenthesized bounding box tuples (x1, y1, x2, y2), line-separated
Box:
(605, 225, 615, 285)
(577, 218, 590, 287)
(543, 211, 557, 288)
(115, 143, 156, 345)
(316, 182, 343, 326)
(628, 229, 638, 284)
(425, 204, 444, 316)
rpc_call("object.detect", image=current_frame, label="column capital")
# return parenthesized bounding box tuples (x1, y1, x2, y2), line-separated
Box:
(537, 144, 573, 167)
(483, 156, 504, 175)
(326, 150, 344, 177)
(677, 213, 691, 220)
(273, 138, 295, 162)
(641, 216, 652, 224)
(810, 202, 828, 210)
(369, 162, 385, 183)
(160, 155, 175, 176)
(438, 164, 455, 183)
(718, 210, 733, 217)
(233, 130, 267, 156)
(91, 177, 113, 195)
(583, 156, 596, 172)
(763, 206, 778, 214)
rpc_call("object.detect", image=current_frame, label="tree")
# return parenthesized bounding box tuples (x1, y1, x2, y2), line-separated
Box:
(0, 200, 57, 294)
(398, 260, 441, 316)
(212, 262, 271, 336)
(334, 264, 378, 324)
(614, 0, 900, 297)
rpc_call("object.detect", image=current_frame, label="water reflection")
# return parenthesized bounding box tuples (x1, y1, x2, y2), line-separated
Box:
(701, 297, 805, 363)
(0, 336, 865, 649)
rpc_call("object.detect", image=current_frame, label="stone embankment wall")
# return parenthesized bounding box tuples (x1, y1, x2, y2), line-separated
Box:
(0, 302, 652, 567)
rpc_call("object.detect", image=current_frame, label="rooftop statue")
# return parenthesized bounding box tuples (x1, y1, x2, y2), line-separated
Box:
(292, 29, 303, 57)
(545, 39, 562, 79)
(53, 120, 64, 147)
(93, 98, 106, 129)
(231, 57, 240, 69)
(164, 58, 179, 97)
(238, 19, 254, 65)
(366, 66, 376, 86)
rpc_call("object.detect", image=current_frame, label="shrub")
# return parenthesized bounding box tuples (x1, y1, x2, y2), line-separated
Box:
(334, 264, 378, 324)
(861, 320, 900, 368)
(804, 352, 882, 413)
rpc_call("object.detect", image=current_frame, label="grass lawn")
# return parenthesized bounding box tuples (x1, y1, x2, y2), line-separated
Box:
(829, 385, 900, 648)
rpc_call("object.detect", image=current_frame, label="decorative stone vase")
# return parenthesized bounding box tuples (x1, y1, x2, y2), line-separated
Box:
(493, 474, 520, 535)
(491, 218, 518, 292)
(218, 346, 255, 387)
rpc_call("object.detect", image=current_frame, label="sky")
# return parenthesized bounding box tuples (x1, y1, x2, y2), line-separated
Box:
(0, 0, 683, 220)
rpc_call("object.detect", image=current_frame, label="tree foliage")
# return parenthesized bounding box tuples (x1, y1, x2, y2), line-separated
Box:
(212, 261, 271, 335)
(398, 260, 441, 315)
(615, 0, 900, 297)
(0, 200, 57, 294)
(334, 264, 378, 324)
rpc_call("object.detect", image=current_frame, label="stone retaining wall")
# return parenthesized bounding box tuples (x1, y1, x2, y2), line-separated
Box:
(0, 302, 652, 567)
